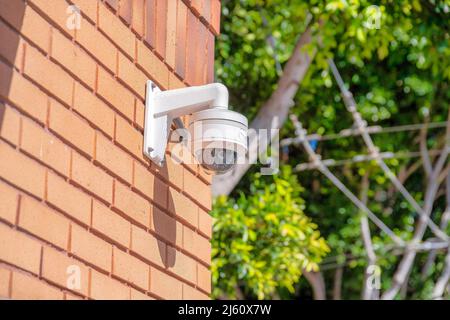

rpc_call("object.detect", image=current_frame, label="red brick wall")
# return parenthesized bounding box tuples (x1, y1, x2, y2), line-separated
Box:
(0, 0, 220, 300)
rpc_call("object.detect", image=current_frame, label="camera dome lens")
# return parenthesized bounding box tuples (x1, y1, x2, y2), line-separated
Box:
(199, 148, 237, 174)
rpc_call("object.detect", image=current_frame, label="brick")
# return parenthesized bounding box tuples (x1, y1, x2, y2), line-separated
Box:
(132, 161, 154, 196)
(131, 225, 166, 267)
(168, 188, 198, 228)
(48, 100, 95, 156)
(150, 267, 182, 300)
(152, 176, 168, 207)
(174, 148, 198, 178)
(183, 226, 211, 265)
(105, 0, 119, 11)
(0, 140, 46, 198)
(0, 223, 42, 274)
(112, 247, 149, 290)
(151, 208, 182, 246)
(0, 0, 27, 35)
(134, 99, 145, 130)
(73, 82, 115, 138)
(41, 246, 90, 296)
(197, 164, 213, 185)
(154, 0, 167, 59)
(95, 133, 133, 184)
(166, 246, 197, 284)
(169, 73, 185, 90)
(131, 288, 153, 300)
(0, 267, 11, 298)
(144, 0, 156, 48)
(202, 0, 212, 24)
(117, 52, 147, 99)
(197, 263, 211, 293)
(182, 283, 209, 300)
(0, 103, 20, 146)
(114, 182, 150, 227)
(98, 3, 135, 59)
(156, 155, 184, 190)
(198, 209, 212, 239)
(174, 1, 187, 78)
(119, 0, 132, 24)
(133, 162, 168, 207)
(165, 0, 177, 69)
(194, 25, 207, 85)
(184, 169, 211, 210)
(115, 116, 143, 158)
(136, 41, 169, 89)
(206, 30, 215, 83)
(0, 2, 51, 53)
(0, 182, 19, 225)
(46, 172, 91, 226)
(0, 19, 25, 69)
(185, 11, 198, 85)
(71, 152, 114, 203)
(210, 0, 221, 35)
(51, 30, 96, 88)
(75, 17, 117, 72)
(11, 272, 63, 300)
(70, 225, 112, 272)
(21, 117, 71, 177)
(0, 60, 47, 124)
(71, 0, 98, 24)
(19, 197, 70, 249)
(91, 201, 131, 248)
(24, 44, 73, 106)
(28, 0, 75, 37)
(65, 293, 84, 300)
(90, 269, 130, 300)
(97, 68, 135, 121)
(131, 0, 145, 35)
(190, 0, 203, 16)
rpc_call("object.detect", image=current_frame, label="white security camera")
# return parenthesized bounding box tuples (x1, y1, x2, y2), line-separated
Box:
(143, 81, 248, 174)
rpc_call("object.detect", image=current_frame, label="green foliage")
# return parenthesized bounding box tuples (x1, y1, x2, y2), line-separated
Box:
(215, 0, 450, 299)
(211, 167, 329, 299)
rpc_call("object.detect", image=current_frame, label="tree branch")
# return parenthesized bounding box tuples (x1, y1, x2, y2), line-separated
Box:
(419, 118, 432, 177)
(303, 270, 326, 300)
(382, 109, 450, 300)
(332, 267, 344, 300)
(432, 174, 450, 299)
(212, 24, 317, 196)
(360, 173, 379, 300)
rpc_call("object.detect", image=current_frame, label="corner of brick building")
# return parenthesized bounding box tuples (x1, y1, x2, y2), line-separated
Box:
(0, 0, 221, 300)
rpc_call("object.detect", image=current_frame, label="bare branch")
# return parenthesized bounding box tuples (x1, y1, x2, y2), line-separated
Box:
(295, 149, 443, 171)
(281, 121, 448, 146)
(359, 173, 379, 300)
(327, 58, 448, 242)
(432, 174, 450, 299)
(419, 119, 433, 177)
(382, 109, 450, 300)
(292, 115, 404, 245)
(432, 248, 450, 299)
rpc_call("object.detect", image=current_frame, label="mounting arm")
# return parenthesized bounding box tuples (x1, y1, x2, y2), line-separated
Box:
(143, 81, 230, 166)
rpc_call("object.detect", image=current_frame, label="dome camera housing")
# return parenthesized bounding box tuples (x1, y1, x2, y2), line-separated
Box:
(188, 109, 248, 174)
(143, 81, 248, 175)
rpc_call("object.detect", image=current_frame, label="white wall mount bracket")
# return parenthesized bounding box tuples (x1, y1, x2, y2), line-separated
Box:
(143, 81, 165, 166)
(143, 80, 248, 170)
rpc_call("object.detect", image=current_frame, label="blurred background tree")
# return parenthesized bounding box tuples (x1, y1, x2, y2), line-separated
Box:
(212, 0, 450, 300)
(211, 167, 329, 299)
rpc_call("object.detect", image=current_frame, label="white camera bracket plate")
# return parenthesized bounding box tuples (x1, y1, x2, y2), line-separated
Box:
(143, 80, 168, 167)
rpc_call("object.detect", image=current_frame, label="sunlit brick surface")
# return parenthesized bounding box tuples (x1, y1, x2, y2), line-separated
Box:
(0, 0, 217, 300)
